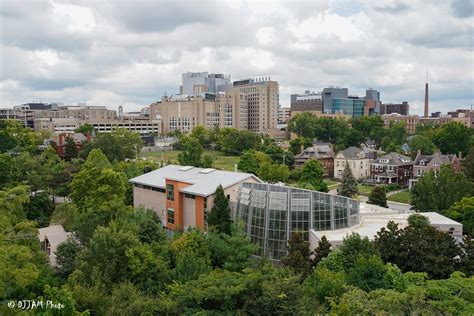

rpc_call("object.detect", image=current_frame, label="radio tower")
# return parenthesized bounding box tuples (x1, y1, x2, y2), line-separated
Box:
(424, 70, 429, 118)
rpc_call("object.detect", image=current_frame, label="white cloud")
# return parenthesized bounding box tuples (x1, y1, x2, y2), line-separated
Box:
(0, 0, 472, 115)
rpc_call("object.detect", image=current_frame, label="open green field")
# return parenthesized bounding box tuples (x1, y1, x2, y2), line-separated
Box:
(387, 190, 411, 204)
(142, 150, 240, 171)
(357, 184, 374, 196)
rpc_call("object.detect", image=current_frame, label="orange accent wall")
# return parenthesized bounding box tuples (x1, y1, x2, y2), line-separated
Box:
(165, 180, 191, 231)
(195, 196, 205, 229)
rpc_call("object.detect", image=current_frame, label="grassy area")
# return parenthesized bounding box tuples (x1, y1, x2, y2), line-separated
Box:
(388, 190, 411, 204)
(142, 150, 240, 171)
(357, 184, 374, 196)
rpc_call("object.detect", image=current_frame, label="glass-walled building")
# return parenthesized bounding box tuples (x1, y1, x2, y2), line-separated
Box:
(236, 182, 360, 261)
(333, 98, 364, 118)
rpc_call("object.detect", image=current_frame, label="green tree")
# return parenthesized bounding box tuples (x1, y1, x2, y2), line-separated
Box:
(258, 162, 290, 183)
(207, 185, 231, 234)
(0, 153, 20, 188)
(289, 137, 312, 155)
(304, 267, 347, 305)
(374, 221, 402, 265)
(282, 231, 313, 278)
(410, 165, 473, 212)
(82, 128, 143, 162)
(459, 235, 474, 276)
(287, 112, 317, 138)
(337, 163, 358, 197)
(339, 233, 378, 270)
(24, 191, 54, 227)
(348, 255, 387, 292)
(313, 236, 332, 266)
(75, 123, 94, 135)
(462, 149, 474, 181)
(445, 197, 474, 236)
(434, 122, 472, 155)
(0, 120, 42, 153)
(189, 125, 211, 147)
(368, 186, 388, 208)
(55, 238, 82, 279)
(351, 116, 385, 145)
(409, 135, 436, 155)
(300, 159, 328, 192)
(64, 137, 79, 161)
(238, 149, 260, 174)
(177, 137, 204, 167)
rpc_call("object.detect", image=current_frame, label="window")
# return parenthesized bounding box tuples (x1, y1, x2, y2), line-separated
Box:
(166, 184, 174, 201)
(184, 193, 195, 199)
(167, 208, 175, 224)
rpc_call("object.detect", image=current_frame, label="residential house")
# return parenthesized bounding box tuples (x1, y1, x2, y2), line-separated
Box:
(334, 147, 370, 180)
(294, 142, 335, 176)
(371, 152, 413, 186)
(409, 150, 461, 189)
(130, 165, 262, 231)
(38, 225, 71, 267)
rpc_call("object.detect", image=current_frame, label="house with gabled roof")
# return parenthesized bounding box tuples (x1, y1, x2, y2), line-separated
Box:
(371, 152, 413, 186)
(334, 147, 370, 180)
(294, 142, 335, 176)
(408, 150, 461, 189)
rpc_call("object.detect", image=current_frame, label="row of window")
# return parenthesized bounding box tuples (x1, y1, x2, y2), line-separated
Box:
(135, 183, 165, 193)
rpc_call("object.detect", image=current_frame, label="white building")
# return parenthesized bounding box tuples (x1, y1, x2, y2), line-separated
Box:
(334, 147, 370, 180)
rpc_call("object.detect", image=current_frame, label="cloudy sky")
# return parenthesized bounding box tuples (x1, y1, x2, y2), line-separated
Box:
(1, 0, 473, 115)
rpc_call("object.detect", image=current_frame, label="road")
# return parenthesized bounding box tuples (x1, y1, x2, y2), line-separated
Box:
(328, 189, 412, 212)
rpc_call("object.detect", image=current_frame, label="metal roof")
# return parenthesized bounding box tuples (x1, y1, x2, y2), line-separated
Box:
(129, 164, 261, 197)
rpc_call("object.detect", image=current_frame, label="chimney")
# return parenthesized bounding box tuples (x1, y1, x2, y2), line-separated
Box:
(424, 72, 429, 118)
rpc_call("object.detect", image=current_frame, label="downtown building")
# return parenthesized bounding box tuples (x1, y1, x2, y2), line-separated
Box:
(151, 74, 279, 135)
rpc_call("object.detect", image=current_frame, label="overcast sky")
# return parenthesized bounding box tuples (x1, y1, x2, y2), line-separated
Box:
(1, 0, 473, 115)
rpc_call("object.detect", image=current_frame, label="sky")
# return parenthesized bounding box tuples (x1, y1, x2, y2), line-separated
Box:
(0, 0, 473, 115)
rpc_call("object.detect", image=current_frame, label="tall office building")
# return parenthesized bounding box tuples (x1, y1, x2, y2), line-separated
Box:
(322, 87, 348, 113)
(180, 72, 231, 95)
(150, 91, 248, 134)
(219, 77, 279, 134)
(364, 88, 381, 116)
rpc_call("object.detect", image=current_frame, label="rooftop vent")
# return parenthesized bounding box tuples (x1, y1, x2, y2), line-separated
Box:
(199, 168, 215, 174)
(179, 166, 193, 171)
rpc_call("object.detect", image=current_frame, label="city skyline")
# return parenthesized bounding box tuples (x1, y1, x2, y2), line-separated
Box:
(1, 0, 473, 115)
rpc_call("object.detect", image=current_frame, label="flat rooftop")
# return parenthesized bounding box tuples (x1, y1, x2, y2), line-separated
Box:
(129, 164, 260, 197)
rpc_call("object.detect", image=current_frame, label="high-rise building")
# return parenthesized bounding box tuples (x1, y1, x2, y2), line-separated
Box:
(277, 107, 291, 124)
(290, 90, 323, 113)
(364, 88, 381, 116)
(219, 77, 279, 134)
(322, 87, 348, 113)
(380, 102, 409, 115)
(180, 72, 231, 95)
(150, 91, 248, 134)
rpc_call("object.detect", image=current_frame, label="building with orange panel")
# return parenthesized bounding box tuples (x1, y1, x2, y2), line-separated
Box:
(130, 165, 261, 231)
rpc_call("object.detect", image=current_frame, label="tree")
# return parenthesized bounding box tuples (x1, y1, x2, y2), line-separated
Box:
(64, 137, 79, 161)
(75, 123, 94, 135)
(24, 191, 54, 227)
(348, 255, 387, 292)
(304, 267, 347, 305)
(282, 231, 313, 279)
(459, 235, 474, 276)
(351, 116, 385, 146)
(410, 165, 473, 212)
(56, 237, 82, 279)
(339, 233, 378, 270)
(258, 162, 290, 183)
(313, 236, 332, 266)
(368, 186, 388, 208)
(434, 122, 472, 155)
(409, 135, 436, 155)
(207, 185, 231, 234)
(300, 159, 328, 192)
(337, 163, 358, 197)
(462, 149, 474, 182)
(177, 137, 204, 167)
(238, 150, 260, 174)
(374, 221, 402, 264)
(0, 153, 20, 188)
(374, 215, 462, 279)
(289, 137, 312, 155)
(445, 197, 474, 236)
(189, 125, 211, 147)
(70, 148, 126, 209)
(82, 128, 143, 162)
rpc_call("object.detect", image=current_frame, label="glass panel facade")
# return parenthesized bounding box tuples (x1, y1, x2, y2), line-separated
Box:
(236, 182, 360, 261)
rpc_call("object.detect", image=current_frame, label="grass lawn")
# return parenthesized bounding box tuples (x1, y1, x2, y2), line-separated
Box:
(142, 150, 240, 171)
(357, 184, 374, 196)
(387, 190, 411, 204)
(324, 179, 340, 187)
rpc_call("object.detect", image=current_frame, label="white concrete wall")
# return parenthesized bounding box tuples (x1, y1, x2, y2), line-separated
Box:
(133, 186, 167, 226)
